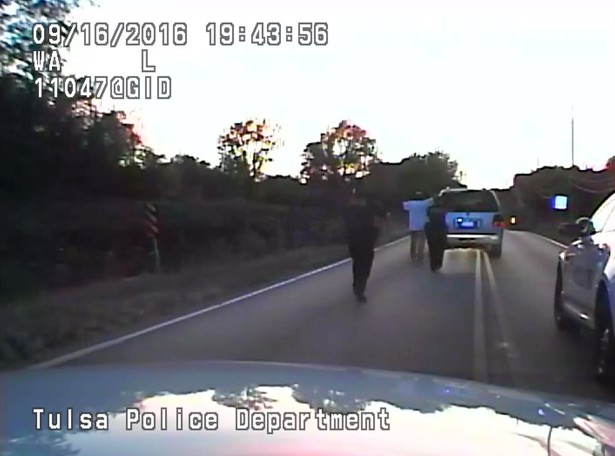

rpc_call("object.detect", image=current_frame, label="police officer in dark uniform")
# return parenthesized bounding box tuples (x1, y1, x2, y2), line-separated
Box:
(425, 195, 448, 272)
(343, 186, 385, 303)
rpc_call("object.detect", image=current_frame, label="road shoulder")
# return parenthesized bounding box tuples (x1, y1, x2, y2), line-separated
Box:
(1, 229, 408, 371)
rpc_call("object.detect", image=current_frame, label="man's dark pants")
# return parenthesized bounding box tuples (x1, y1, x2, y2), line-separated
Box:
(348, 241, 375, 294)
(426, 228, 447, 271)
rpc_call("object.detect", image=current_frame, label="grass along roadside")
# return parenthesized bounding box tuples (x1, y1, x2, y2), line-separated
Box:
(0, 225, 408, 371)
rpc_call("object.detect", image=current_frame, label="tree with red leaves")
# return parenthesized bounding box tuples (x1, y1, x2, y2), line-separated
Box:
(217, 119, 280, 185)
(300, 120, 379, 191)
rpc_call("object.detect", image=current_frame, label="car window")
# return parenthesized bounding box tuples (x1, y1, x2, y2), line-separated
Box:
(590, 198, 615, 233)
(440, 190, 500, 212)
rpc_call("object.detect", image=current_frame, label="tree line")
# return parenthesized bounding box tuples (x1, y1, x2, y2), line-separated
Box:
(498, 164, 615, 232)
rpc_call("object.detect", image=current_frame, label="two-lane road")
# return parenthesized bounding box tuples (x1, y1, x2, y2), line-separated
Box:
(35, 231, 615, 403)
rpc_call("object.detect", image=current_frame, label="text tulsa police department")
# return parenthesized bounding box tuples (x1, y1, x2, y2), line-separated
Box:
(32, 406, 391, 434)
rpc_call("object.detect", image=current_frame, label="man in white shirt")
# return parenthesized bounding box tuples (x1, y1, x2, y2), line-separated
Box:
(402, 192, 433, 261)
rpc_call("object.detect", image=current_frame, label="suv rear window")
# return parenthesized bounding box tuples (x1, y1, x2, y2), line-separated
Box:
(440, 190, 500, 212)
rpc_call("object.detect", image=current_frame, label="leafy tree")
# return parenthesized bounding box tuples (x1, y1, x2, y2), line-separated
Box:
(256, 175, 320, 207)
(300, 120, 378, 191)
(1, 0, 86, 82)
(217, 119, 280, 186)
(300, 120, 378, 202)
(363, 150, 461, 208)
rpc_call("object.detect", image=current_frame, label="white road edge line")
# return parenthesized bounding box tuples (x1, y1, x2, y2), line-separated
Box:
(527, 231, 566, 249)
(28, 235, 408, 370)
(473, 250, 488, 383)
(482, 250, 522, 387)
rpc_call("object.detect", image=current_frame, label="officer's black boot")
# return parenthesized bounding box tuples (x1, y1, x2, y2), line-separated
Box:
(429, 253, 438, 272)
(353, 278, 367, 303)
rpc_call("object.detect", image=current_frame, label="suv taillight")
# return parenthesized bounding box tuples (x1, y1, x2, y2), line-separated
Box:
(492, 214, 505, 228)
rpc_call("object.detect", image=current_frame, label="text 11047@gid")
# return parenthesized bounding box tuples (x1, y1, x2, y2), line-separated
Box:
(35, 75, 172, 100)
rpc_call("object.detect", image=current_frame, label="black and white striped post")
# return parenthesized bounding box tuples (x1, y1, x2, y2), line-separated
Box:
(144, 203, 161, 273)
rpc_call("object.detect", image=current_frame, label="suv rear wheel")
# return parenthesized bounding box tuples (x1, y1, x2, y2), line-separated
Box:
(594, 287, 615, 385)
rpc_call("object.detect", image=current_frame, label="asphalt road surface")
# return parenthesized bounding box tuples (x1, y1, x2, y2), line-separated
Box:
(41, 231, 615, 403)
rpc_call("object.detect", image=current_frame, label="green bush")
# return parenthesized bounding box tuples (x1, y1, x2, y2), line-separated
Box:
(0, 199, 346, 302)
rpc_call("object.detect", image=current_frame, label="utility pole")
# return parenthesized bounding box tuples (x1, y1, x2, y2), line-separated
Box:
(571, 105, 575, 167)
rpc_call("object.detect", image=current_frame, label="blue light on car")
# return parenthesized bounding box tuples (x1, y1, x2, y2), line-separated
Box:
(551, 194, 568, 211)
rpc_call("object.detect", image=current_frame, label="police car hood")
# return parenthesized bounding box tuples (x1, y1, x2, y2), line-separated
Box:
(2, 361, 615, 456)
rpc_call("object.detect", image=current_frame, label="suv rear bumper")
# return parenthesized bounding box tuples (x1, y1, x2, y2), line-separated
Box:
(446, 233, 502, 249)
